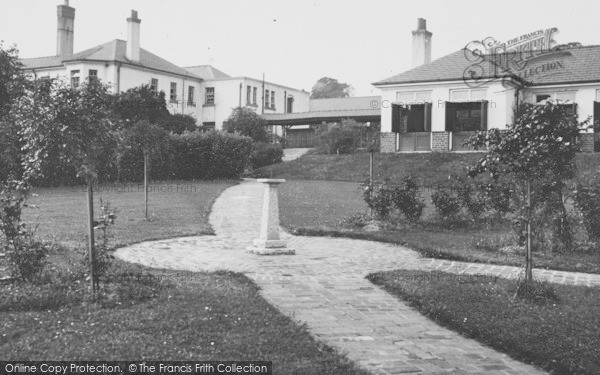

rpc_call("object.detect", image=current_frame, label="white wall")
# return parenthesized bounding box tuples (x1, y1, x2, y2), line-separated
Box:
(379, 81, 516, 133)
(202, 77, 310, 130)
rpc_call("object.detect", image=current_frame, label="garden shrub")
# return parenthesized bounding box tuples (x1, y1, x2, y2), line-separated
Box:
(251, 142, 284, 169)
(315, 119, 378, 154)
(574, 182, 600, 242)
(431, 186, 461, 219)
(390, 176, 425, 222)
(362, 183, 394, 219)
(363, 177, 425, 222)
(0, 184, 49, 282)
(116, 131, 253, 181)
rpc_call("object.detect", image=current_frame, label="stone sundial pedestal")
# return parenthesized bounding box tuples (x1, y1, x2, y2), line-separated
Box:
(247, 179, 295, 255)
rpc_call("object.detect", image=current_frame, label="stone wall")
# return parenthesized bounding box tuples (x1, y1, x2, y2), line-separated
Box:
(380, 132, 396, 153)
(431, 132, 450, 152)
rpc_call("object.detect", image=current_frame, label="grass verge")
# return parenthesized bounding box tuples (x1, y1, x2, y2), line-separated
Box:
(278, 179, 600, 274)
(2, 269, 369, 374)
(2, 180, 369, 373)
(368, 269, 600, 375)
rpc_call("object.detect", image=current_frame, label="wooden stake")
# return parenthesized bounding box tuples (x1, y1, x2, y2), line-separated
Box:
(87, 176, 96, 297)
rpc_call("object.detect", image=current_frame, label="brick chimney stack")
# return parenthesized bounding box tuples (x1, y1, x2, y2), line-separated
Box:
(412, 18, 432, 68)
(126, 10, 141, 62)
(57, 0, 75, 56)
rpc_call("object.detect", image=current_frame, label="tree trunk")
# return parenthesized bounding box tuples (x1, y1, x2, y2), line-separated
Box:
(525, 179, 533, 285)
(86, 176, 96, 297)
(144, 150, 149, 220)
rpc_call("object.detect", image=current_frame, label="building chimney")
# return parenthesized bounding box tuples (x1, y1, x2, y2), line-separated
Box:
(126, 10, 141, 62)
(411, 18, 432, 68)
(56, 0, 75, 56)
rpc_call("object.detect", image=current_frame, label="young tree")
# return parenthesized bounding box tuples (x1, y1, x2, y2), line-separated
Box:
(223, 107, 269, 142)
(466, 102, 588, 286)
(13, 77, 120, 294)
(0, 43, 29, 183)
(310, 77, 354, 99)
(121, 120, 167, 219)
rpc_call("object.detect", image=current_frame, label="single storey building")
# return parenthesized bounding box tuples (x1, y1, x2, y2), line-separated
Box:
(374, 19, 600, 153)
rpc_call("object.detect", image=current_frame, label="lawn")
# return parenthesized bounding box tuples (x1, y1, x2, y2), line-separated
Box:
(1, 181, 369, 374)
(254, 151, 600, 185)
(368, 269, 600, 375)
(278, 179, 600, 274)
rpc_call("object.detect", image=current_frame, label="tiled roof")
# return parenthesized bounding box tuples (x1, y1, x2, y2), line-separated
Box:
(19, 55, 65, 70)
(21, 40, 201, 79)
(184, 65, 232, 80)
(309, 96, 381, 111)
(373, 45, 600, 87)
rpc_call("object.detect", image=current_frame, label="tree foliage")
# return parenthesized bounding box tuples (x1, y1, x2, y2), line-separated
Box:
(310, 77, 353, 99)
(466, 102, 590, 285)
(114, 84, 168, 126)
(223, 106, 269, 142)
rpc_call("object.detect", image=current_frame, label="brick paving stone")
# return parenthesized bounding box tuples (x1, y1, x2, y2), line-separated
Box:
(116, 180, 600, 374)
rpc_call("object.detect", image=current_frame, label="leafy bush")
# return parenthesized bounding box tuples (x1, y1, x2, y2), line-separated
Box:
(251, 142, 284, 169)
(363, 177, 424, 222)
(390, 176, 425, 222)
(363, 183, 394, 219)
(315, 119, 378, 154)
(574, 183, 600, 241)
(223, 107, 269, 142)
(431, 186, 461, 219)
(1, 184, 49, 282)
(117, 131, 253, 181)
(157, 113, 198, 134)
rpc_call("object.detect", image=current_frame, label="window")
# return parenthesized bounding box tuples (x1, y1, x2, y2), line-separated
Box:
(445, 101, 488, 132)
(533, 92, 577, 115)
(88, 70, 98, 80)
(396, 90, 432, 104)
(202, 122, 216, 131)
(246, 86, 252, 105)
(265, 89, 270, 108)
(188, 86, 195, 106)
(252, 87, 257, 105)
(271, 91, 275, 109)
(205, 87, 214, 105)
(70, 70, 80, 88)
(150, 78, 158, 93)
(450, 88, 487, 102)
(170, 82, 178, 102)
(286, 96, 294, 113)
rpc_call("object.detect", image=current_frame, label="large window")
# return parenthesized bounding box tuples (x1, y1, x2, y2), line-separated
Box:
(188, 86, 195, 107)
(88, 70, 98, 81)
(445, 101, 488, 132)
(264, 89, 270, 108)
(150, 78, 158, 93)
(205, 87, 214, 105)
(70, 70, 80, 88)
(534, 91, 577, 115)
(271, 91, 275, 109)
(170, 82, 177, 102)
(391, 103, 432, 133)
(252, 87, 257, 105)
(246, 86, 252, 105)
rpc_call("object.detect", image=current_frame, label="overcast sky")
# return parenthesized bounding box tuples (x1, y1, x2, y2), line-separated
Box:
(1, 0, 599, 96)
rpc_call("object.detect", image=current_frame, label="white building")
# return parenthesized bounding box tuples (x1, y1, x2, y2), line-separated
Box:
(374, 19, 600, 153)
(184, 66, 309, 130)
(20, 1, 309, 132)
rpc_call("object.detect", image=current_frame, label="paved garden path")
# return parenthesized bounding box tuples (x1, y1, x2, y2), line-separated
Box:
(116, 180, 600, 375)
(282, 148, 313, 162)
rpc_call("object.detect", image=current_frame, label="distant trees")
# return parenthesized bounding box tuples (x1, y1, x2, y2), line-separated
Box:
(310, 77, 353, 99)
(223, 107, 269, 142)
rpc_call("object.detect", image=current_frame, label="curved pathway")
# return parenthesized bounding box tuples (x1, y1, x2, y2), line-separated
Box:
(116, 180, 600, 375)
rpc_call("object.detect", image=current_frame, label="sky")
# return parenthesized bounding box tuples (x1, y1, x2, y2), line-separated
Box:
(1, 0, 599, 96)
